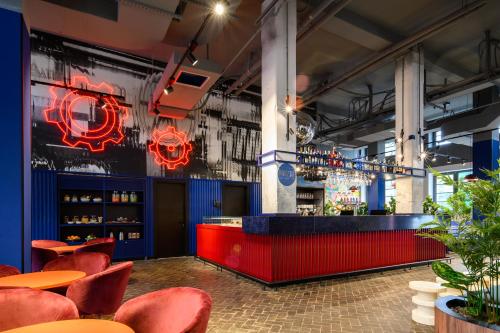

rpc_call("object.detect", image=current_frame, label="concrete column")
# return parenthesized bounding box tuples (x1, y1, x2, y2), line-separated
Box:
(0, 2, 31, 271)
(394, 48, 425, 213)
(260, 0, 297, 213)
(367, 141, 385, 212)
(473, 130, 499, 179)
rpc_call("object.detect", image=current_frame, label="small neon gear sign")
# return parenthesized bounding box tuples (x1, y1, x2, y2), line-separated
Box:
(44, 76, 128, 152)
(148, 126, 193, 170)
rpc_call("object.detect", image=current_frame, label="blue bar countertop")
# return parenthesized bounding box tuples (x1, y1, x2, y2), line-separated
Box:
(242, 214, 435, 235)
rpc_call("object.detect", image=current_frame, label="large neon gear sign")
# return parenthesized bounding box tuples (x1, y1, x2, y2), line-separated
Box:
(44, 76, 128, 152)
(148, 126, 193, 170)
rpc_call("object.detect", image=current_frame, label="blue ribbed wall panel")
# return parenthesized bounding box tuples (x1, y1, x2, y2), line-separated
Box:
(188, 179, 222, 254)
(249, 182, 262, 216)
(31, 170, 58, 240)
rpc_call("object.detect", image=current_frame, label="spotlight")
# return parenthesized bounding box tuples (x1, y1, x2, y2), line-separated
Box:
(163, 85, 174, 95)
(420, 151, 427, 160)
(396, 137, 403, 143)
(370, 174, 376, 180)
(213, 1, 226, 16)
(284, 94, 294, 113)
(187, 52, 198, 66)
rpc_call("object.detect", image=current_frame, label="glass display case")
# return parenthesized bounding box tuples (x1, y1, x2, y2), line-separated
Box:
(202, 217, 242, 227)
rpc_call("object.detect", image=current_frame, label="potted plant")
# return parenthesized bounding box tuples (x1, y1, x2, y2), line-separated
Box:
(357, 202, 368, 216)
(384, 197, 396, 215)
(419, 166, 500, 331)
(423, 195, 439, 215)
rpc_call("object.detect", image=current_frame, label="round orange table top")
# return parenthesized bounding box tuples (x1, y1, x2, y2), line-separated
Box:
(0, 270, 86, 289)
(2, 319, 134, 333)
(49, 245, 84, 254)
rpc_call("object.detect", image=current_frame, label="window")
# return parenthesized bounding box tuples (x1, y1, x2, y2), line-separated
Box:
(385, 139, 395, 157)
(385, 180, 396, 205)
(433, 169, 472, 208)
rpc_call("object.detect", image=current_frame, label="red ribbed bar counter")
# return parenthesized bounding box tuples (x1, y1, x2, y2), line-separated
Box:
(196, 215, 446, 285)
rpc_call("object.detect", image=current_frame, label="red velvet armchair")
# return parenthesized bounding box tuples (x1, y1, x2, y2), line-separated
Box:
(114, 287, 212, 333)
(31, 247, 59, 272)
(31, 239, 67, 248)
(66, 261, 133, 316)
(76, 238, 116, 260)
(0, 264, 20, 278)
(43, 252, 110, 276)
(0, 288, 79, 331)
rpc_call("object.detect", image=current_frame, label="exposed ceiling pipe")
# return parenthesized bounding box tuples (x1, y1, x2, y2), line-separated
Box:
(302, 0, 486, 106)
(225, 0, 351, 96)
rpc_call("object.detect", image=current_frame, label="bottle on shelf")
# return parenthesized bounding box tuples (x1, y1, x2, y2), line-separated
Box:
(109, 231, 114, 239)
(121, 191, 129, 203)
(130, 191, 138, 203)
(112, 191, 120, 203)
(119, 231, 124, 241)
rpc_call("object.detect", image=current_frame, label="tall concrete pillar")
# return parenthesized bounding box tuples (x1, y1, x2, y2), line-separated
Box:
(261, 0, 297, 213)
(367, 141, 385, 212)
(473, 130, 499, 179)
(0, 1, 31, 271)
(394, 48, 425, 213)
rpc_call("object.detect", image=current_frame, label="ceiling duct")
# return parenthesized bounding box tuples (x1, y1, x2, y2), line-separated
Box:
(148, 52, 222, 119)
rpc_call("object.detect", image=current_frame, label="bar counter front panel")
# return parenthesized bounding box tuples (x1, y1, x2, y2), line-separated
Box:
(196, 215, 446, 285)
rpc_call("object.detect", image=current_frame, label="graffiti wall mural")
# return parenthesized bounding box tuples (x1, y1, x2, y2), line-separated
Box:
(30, 31, 262, 182)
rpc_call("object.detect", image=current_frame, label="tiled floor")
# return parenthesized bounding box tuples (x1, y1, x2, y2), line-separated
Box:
(125, 257, 458, 333)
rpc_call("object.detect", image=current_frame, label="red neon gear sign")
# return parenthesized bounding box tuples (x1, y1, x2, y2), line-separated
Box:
(43, 76, 128, 152)
(148, 126, 193, 170)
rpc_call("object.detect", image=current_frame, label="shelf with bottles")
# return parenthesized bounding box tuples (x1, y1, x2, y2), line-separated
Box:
(293, 145, 425, 178)
(106, 229, 143, 242)
(106, 190, 142, 205)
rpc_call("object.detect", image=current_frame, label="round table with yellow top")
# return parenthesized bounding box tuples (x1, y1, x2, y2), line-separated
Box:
(49, 245, 84, 255)
(2, 319, 134, 333)
(0, 270, 86, 289)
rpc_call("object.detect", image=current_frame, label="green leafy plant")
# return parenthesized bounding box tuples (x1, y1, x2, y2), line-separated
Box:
(357, 202, 368, 216)
(419, 165, 500, 325)
(324, 200, 335, 216)
(384, 197, 396, 215)
(423, 195, 439, 215)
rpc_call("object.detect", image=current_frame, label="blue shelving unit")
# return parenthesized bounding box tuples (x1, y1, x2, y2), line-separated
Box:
(57, 174, 147, 260)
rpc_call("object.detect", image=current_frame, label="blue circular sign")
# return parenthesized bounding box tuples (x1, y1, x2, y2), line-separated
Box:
(278, 163, 296, 186)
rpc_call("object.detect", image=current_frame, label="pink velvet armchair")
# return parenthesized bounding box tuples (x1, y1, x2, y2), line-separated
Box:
(31, 247, 59, 272)
(76, 238, 116, 260)
(66, 261, 133, 316)
(43, 252, 110, 276)
(0, 264, 20, 278)
(0, 288, 79, 331)
(31, 239, 67, 248)
(114, 287, 212, 333)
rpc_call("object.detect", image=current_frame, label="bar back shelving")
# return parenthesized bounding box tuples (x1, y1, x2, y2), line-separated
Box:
(58, 174, 146, 260)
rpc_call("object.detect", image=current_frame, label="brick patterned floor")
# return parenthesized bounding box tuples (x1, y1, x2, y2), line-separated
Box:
(124, 257, 462, 333)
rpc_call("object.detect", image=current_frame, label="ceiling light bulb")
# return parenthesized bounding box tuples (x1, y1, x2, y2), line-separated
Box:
(214, 2, 226, 16)
(370, 174, 376, 180)
(285, 104, 293, 113)
(420, 152, 427, 159)
(396, 137, 403, 143)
